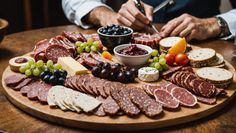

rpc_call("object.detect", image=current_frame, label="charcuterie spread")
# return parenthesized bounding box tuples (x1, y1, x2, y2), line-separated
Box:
(2, 24, 235, 130)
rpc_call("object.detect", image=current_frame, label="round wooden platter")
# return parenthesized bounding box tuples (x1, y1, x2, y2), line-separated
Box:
(2, 61, 236, 131)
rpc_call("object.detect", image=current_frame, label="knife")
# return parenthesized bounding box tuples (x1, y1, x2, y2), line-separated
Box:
(133, 0, 159, 33)
(153, 0, 175, 13)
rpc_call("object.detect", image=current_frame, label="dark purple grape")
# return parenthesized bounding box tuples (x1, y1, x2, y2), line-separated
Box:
(49, 75, 57, 84)
(125, 71, 135, 82)
(100, 69, 109, 79)
(58, 77, 65, 85)
(130, 68, 138, 76)
(109, 72, 117, 81)
(43, 75, 50, 83)
(91, 66, 101, 77)
(53, 69, 61, 77)
(102, 62, 110, 70)
(117, 72, 125, 82)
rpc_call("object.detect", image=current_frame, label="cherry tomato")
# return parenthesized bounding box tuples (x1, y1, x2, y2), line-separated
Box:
(165, 53, 175, 66)
(175, 53, 189, 66)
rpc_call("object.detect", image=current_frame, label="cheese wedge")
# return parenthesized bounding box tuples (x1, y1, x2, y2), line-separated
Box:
(58, 57, 88, 76)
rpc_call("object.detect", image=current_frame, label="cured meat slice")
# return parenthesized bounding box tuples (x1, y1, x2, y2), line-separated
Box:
(94, 96, 106, 116)
(190, 79, 204, 95)
(103, 96, 120, 115)
(132, 32, 162, 48)
(184, 74, 197, 90)
(199, 82, 216, 97)
(165, 83, 178, 93)
(32, 39, 50, 55)
(92, 78, 106, 98)
(34, 52, 47, 62)
(162, 66, 183, 77)
(103, 81, 111, 96)
(82, 77, 95, 95)
(45, 44, 72, 63)
(14, 78, 33, 90)
(5, 74, 28, 87)
(79, 53, 99, 67)
(171, 87, 197, 107)
(90, 53, 115, 65)
(38, 83, 52, 103)
(142, 84, 164, 96)
(130, 88, 162, 117)
(27, 81, 43, 100)
(180, 72, 188, 88)
(153, 89, 179, 109)
(110, 86, 140, 116)
(62, 31, 87, 43)
(196, 96, 216, 105)
(215, 88, 227, 96)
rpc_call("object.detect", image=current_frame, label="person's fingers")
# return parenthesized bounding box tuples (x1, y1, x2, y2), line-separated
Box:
(170, 20, 188, 36)
(186, 29, 197, 41)
(117, 14, 140, 30)
(161, 18, 184, 37)
(126, 2, 150, 24)
(143, 3, 153, 22)
(119, 8, 146, 29)
(179, 23, 195, 37)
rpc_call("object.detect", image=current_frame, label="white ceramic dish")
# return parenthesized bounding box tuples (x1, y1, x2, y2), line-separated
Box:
(113, 44, 152, 67)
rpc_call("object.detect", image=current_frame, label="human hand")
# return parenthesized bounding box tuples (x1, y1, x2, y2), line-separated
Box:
(161, 14, 221, 41)
(117, 0, 153, 30)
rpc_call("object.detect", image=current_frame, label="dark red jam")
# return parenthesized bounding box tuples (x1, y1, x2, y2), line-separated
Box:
(118, 44, 148, 56)
(15, 57, 28, 64)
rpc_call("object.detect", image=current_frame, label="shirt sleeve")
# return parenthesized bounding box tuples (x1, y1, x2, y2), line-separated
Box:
(217, 9, 236, 40)
(62, 0, 113, 29)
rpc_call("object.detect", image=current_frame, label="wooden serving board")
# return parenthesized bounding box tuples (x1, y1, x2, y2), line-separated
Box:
(1, 60, 236, 131)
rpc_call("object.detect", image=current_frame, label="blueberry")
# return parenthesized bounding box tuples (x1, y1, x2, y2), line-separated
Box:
(123, 31, 128, 34)
(113, 32, 118, 35)
(43, 75, 50, 83)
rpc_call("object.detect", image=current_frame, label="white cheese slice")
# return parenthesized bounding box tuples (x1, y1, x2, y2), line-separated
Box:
(57, 57, 88, 76)
(138, 67, 159, 82)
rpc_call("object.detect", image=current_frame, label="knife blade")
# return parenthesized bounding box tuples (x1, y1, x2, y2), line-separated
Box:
(153, 0, 175, 13)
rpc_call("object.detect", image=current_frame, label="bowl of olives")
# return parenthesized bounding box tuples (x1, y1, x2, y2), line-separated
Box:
(97, 24, 133, 52)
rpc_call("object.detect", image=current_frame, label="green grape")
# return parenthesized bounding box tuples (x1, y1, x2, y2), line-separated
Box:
(46, 60, 54, 68)
(91, 45, 97, 52)
(19, 66, 26, 73)
(33, 68, 40, 76)
(30, 64, 36, 69)
(153, 57, 159, 62)
(151, 49, 159, 57)
(93, 41, 100, 48)
(28, 59, 35, 65)
(85, 46, 91, 52)
(25, 69, 32, 76)
(75, 41, 83, 47)
(149, 62, 155, 68)
(24, 64, 31, 69)
(154, 62, 161, 70)
(159, 58, 166, 65)
(36, 60, 44, 68)
(77, 47, 84, 54)
(80, 42, 87, 49)
(53, 63, 62, 70)
(87, 38, 94, 46)
(159, 53, 166, 59)
(162, 64, 169, 70)
(158, 65, 163, 71)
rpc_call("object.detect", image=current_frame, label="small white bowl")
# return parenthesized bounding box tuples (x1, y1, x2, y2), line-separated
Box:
(113, 44, 153, 67)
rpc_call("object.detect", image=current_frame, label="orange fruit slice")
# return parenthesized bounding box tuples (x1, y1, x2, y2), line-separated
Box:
(168, 37, 187, 55)
(102, 51, 112, 60)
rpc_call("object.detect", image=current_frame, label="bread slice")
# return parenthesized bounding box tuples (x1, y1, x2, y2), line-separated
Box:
(209, 53, 224, 67)
(196, 67, 233, 84)
(187, 48, 216, 68)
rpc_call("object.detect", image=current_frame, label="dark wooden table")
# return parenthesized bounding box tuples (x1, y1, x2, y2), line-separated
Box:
(0, 25, 236, 133)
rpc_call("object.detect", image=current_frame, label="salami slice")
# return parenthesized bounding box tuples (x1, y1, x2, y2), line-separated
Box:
(165, 83, 178, 93)
(38, 83, 52, 103)
(110, 86, 140, 116)
(153, 89, 179, 109)
(199, 82, 216, 97)
(190, 79, 203, 95)
(130, 88, 162, 117)
(103, 81, 111, 96)
(82, 77, 94, 95)
(14, 78, 33, 90)
(196, 96, 216, 105)
(103, 96, 120, 115)
(20, 81, 39, 95)
(171, 87, 197, 107)
(27, 81, 42, 100)
(94, 96, 106, 116)
(45, 44, 72, 63)
(5, 74, 28, 87)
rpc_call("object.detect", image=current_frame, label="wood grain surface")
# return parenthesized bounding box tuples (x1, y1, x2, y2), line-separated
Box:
(0, 25, 236, 133)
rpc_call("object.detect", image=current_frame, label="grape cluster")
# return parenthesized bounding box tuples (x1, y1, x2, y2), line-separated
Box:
(75, 38, 101, 54)
(40, 69, 67, 85)
(149, 50, 168, 71)
(99, 24, 132, 35)
(19, 59, 67, 85)
(91, 62, 137, 83)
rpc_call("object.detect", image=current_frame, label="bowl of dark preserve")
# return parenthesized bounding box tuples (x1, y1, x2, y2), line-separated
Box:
(114, 44, 152, 67)
(97, 24, 133, 52)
